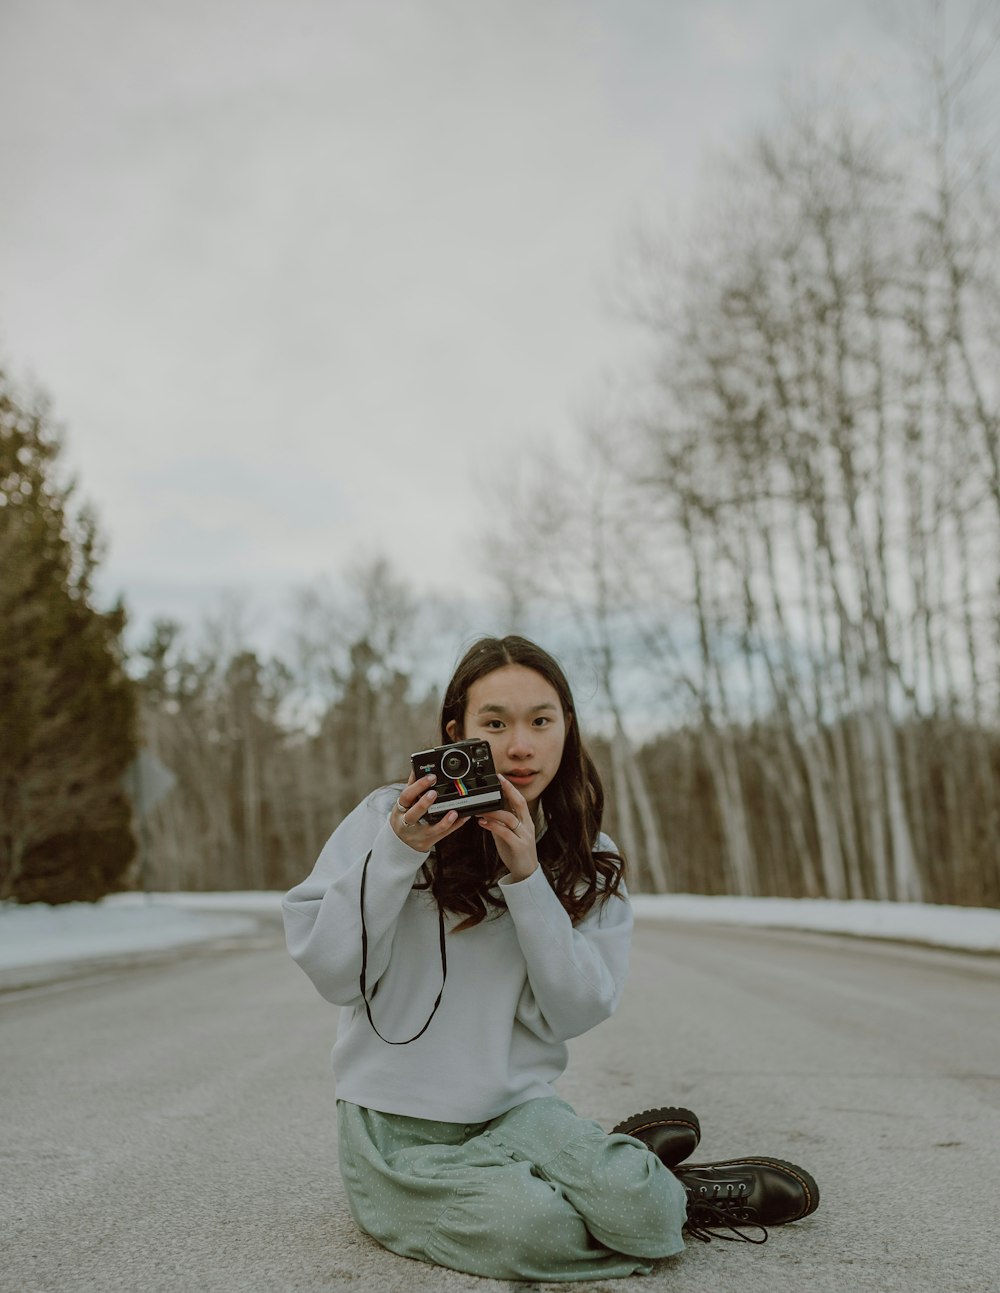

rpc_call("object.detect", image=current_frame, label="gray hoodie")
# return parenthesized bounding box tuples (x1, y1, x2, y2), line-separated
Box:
(282, 785, 633, 1123)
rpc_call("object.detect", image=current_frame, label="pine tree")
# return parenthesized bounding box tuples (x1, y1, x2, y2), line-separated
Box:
(0, 368, 137, 902)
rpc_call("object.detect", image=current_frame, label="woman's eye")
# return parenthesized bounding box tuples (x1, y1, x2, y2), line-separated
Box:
(533, 717, 551, 727)
(485, 720, 505, 730)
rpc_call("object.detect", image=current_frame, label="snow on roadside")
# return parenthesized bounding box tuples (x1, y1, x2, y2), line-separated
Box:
(0, 892, 276, 970)
(630, 893, 1000, 953)
(1, 890, 999, 973)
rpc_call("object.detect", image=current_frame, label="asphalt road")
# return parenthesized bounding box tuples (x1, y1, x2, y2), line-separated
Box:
(2, 917, 998, 1293)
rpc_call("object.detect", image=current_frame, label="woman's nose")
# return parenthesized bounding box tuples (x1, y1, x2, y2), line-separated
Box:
(506, 726, 534, 757)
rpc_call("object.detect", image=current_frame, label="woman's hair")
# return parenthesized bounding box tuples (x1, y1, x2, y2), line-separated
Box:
(419, 635, 626, 930)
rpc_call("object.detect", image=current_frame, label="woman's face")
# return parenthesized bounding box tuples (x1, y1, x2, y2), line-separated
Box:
(447, 663, 568, 809)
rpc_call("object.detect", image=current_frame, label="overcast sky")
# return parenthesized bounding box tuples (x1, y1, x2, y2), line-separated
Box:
(0, 0, 936, 650)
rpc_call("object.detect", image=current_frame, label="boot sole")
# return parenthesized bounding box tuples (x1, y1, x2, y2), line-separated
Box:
(610, 1105, 701, 1139)
(679, 1156, 820, 1221)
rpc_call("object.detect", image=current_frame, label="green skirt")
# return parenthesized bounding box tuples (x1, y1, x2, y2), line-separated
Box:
(336, 1095, 688, 1282)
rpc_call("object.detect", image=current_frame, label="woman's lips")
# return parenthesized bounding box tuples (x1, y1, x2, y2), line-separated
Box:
(504, 771, 537, 782)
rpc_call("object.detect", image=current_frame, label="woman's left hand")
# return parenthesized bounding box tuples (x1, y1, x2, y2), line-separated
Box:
(477, 775, 538, 882)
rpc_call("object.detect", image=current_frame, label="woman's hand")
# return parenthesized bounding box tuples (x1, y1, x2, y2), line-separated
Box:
(390, 771, 470, 852)
(477, 774, 538, 882)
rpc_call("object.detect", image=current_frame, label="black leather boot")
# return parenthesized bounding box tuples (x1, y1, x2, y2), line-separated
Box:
(675, 1156, 820, 1244)
(610, 1106, 701, 1169)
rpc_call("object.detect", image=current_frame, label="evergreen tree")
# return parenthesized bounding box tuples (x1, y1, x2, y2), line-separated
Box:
(0, 368, 137, 902)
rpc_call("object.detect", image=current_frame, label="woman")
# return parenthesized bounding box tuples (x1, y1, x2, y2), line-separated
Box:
(283, 635, 819, 1280)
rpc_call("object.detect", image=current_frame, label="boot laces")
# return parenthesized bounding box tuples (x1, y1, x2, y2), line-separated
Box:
(683, 1181, 769, 1245)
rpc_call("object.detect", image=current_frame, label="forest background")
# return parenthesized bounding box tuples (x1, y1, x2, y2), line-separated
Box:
(2, 4, 1000, 910)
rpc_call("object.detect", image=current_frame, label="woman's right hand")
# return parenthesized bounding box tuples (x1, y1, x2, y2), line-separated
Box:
(390, 771, 470, 852)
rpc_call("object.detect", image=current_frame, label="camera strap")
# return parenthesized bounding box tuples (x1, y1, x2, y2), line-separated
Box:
(359, 849, 447, 1045)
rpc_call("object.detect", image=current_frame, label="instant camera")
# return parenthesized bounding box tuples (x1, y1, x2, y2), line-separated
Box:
(410, 739, 504, 820)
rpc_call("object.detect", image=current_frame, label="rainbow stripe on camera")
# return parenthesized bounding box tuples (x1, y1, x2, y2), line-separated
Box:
(453, 779, 469, 796)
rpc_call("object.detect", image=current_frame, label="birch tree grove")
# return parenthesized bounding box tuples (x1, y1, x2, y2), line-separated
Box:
(613, 90, 1000, 906)
(473, 40, 1000, 907)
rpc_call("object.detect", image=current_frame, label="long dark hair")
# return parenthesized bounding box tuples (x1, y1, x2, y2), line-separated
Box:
(419, 636, 627, 930)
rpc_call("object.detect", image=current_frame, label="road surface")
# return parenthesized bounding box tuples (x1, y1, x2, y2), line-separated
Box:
(2, 917, 997, 1292)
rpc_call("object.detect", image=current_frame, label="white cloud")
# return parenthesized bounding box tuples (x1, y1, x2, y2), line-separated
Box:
(0, 0, 971, 642)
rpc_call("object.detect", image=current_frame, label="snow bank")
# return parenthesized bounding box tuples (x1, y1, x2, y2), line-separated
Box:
(2, 890, 998, 975)
(0, 893, 272, 970)
(629, 893, 1000, 953)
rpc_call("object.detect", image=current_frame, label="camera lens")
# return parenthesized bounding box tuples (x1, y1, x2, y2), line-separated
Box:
(441, 747, 471, 779)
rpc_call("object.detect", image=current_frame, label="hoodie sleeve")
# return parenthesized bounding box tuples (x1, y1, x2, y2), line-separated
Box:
(281, 787, 430, 1006)
(499, 835, 633, 1043)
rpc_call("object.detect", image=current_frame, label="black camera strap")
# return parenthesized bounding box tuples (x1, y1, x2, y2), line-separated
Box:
(359, 848, 447, 1045)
